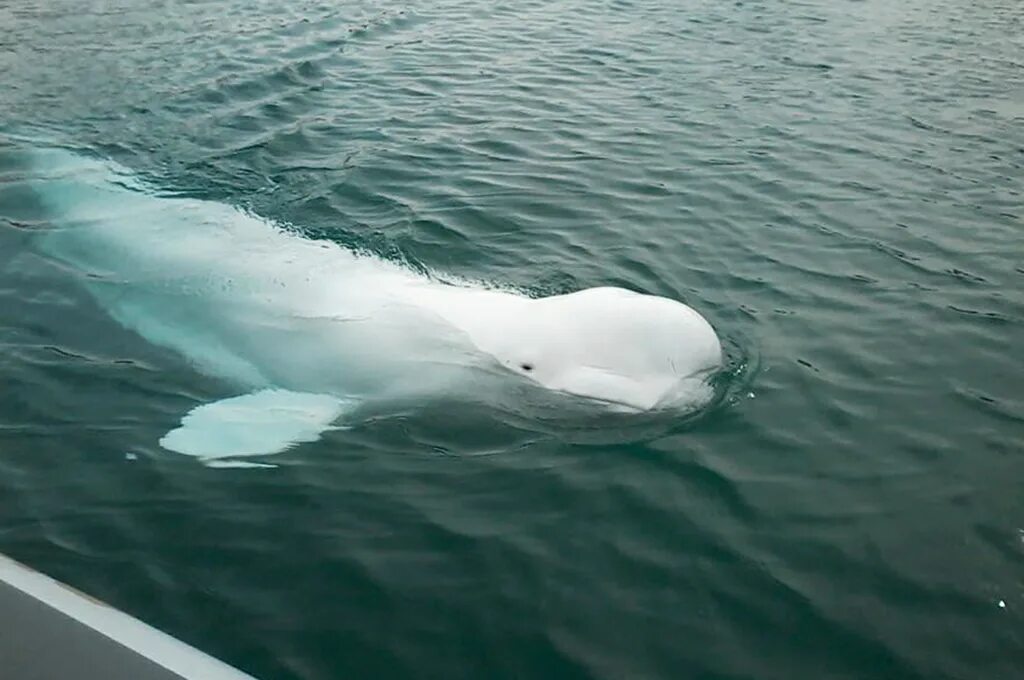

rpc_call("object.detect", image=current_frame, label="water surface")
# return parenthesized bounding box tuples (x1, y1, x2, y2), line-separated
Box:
(1, 1, 1022, 678)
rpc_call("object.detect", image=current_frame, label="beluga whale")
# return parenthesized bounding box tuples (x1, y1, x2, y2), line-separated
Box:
(20, 146, 723, 466)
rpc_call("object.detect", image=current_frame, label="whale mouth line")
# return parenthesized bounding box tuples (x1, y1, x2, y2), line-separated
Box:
(548, 376, 665, 414)
(574, 372, 719, 414)
(563, 391, 648, 413)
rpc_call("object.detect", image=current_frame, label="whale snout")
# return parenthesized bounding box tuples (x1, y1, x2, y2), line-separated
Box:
(543, 289, 722, 412)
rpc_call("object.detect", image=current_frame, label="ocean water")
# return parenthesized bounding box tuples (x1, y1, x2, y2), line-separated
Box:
(1, 0, 1022, 677)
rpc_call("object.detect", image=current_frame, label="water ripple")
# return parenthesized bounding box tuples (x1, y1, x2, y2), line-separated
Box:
(2, 0, 1024, 678)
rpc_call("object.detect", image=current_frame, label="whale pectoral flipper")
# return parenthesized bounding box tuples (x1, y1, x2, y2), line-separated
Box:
(158, 389, 352, 466)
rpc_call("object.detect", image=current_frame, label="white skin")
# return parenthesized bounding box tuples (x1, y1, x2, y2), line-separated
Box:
(30, 148, 723, 427)
(411, 284, 722, 411)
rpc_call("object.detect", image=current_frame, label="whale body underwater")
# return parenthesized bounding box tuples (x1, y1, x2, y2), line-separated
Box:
(23, 147, 723, 466)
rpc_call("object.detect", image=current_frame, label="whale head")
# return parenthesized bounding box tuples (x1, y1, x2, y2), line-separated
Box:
(462, 287, 723, 412)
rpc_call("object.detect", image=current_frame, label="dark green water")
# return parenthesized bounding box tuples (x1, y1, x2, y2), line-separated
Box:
(1, 0, 1023, 678)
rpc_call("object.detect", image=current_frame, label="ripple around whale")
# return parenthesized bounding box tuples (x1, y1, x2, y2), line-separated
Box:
(2, 0, 1024, 679)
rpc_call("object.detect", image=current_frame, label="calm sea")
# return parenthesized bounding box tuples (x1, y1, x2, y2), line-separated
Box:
(1, 1, 1022, 678)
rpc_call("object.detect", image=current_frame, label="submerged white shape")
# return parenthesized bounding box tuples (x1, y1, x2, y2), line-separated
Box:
(204, 460, 278, 469)
(159, 390, 350, 462)
(27, 146, 724, 463)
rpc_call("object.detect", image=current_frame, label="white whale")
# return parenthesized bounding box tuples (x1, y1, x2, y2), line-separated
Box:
(24, 147, 722, 465)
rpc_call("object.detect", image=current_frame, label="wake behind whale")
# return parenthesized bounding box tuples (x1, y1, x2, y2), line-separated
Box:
(19, 146, 723, 466)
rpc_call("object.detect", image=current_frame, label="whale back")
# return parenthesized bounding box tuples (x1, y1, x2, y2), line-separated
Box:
(26, 148, 485, 399)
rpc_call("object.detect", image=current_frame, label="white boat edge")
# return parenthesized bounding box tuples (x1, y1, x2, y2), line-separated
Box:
(0, 552, 258, 679)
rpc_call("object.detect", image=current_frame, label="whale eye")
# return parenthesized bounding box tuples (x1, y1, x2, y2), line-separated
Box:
(521, 363, 534, 372)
